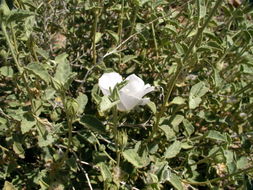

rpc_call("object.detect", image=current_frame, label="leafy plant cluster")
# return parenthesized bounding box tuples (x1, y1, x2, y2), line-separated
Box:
(0, 0, 253, 189)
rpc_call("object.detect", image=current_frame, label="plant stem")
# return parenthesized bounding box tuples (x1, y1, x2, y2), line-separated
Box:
(112, 106, 120, 167)
(118, 0, 124, 43)
(117, 0, 124, 65)
(148, 0, 223, 142)
(1, 21, 38, 128)
(0, 145, 9, 152)
(61, 94, 73, 155)
(235, 82, 253, 96)
(147, 62, 182, 142)
(67, 115, 73, 154)
(1, 22, 22, 73)
(151, 0, 159, 58)
(151, 22, 158, 58)
(182, 166, 253, 186)
(128, 6, 138, 37)
(89, 132, 117, 164)
(184, 0, 223, 63)
(174, 148, 220, 170)
(1, 22, 34, 99)
(10, 23, 19, 54)
(92, 3, 101, 65)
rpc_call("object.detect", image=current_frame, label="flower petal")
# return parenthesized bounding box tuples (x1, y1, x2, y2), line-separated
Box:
(140, 98, 150, 105)
(117, 102, 127, 112)
(134, 84, 155, 98)
(121, 74, 145, 97)
(118, 92, 142, 111)
(98, 72, 122, 95)
(125, 74, 145, 87)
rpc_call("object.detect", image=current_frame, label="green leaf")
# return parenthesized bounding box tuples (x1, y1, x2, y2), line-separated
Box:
(223, 150, 236, 173)
(0, 117, 7, 133)
(237, 156, 248, 169)
(146, 173, 159, 184)
(206, 130, 226, 142)
(26, 63, 51, 84)
(121, 55, 137, 65)
(99, 96, 119, 112)
(97, 162, 112, 182)
(54, 53, 71, 84)
(223, 149, 234, 163)
(147, 101, 156, 114)
(171, 115, 184, 132)
(13, 141, 25, 158)
(66, 98, 79, 115)
(91, 84, 102, 104)
(7, 10, 35, 23)
(213, 68, 222, 87)
(76, 93, 88, 114)
(168, 173, 183, 190)
(49, 182, 64, 190)
(198, 0, 206, 19)
(95, 32, 103, 44)
(106, 30, 119, 43)
(20, 113, 36, 134)
(170, 97, 185, 105)
(122, 149, 149, 168)
(164, 141, 181, 159)
(181, 142, 193, 149)
(0, 66, 13, 77)
(37, 133, 55, 147)
(67, 157, 78, 172)
(183, 119, 195, 137)
(165, 24, 177, 35)
(3, 181, 16, 190)
(190, 81, 209, 97)
(53, 53, 76, 89)
(189, 81, 209, 109)
(0, 0, 11, 20)
(208, 41, 223, 51)
(156, 163, 170, 183)
(79, 115, 106, 134)
(241, 64, 253, 74)
(159, 125, 175, 141)
(43, 88, 56, 100)
(189, 97, 202, 109)
(35, 47, 49, 60)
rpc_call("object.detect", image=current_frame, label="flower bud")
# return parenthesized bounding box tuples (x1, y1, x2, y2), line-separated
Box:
(117, 130, 128, 149)
(66, 98, 79, 116)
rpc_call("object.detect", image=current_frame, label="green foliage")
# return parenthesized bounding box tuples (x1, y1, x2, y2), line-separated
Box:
(189, 81, 209, 109)
(122, 148, 149, 168)
(25, 62, 51, 84)
(79, 115, 106, 134)
(164, 140, 181, 159)
(0, 0, 253, 189)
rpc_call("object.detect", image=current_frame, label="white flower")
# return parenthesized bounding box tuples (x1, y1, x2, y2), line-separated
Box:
(98, 72, 123, 96)
(98, 72, 154, 111)
(117, 74, 154, 111)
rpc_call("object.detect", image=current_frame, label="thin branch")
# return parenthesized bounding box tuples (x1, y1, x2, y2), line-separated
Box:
(182, 166, 253, 186)
(73, 152, 93, 190)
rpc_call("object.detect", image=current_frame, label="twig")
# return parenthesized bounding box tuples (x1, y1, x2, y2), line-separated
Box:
(73, 152, 93, 190)
(182, 166, 253, 186)
(102, 0, 193, 59)
(0, 145, 9, 152)
(119, 115, 153, 129)
(76, 1, 193, 83)
(0, 108, 15, 121)
(120, 181, 140, 190)
(147, 0, 223, 142)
